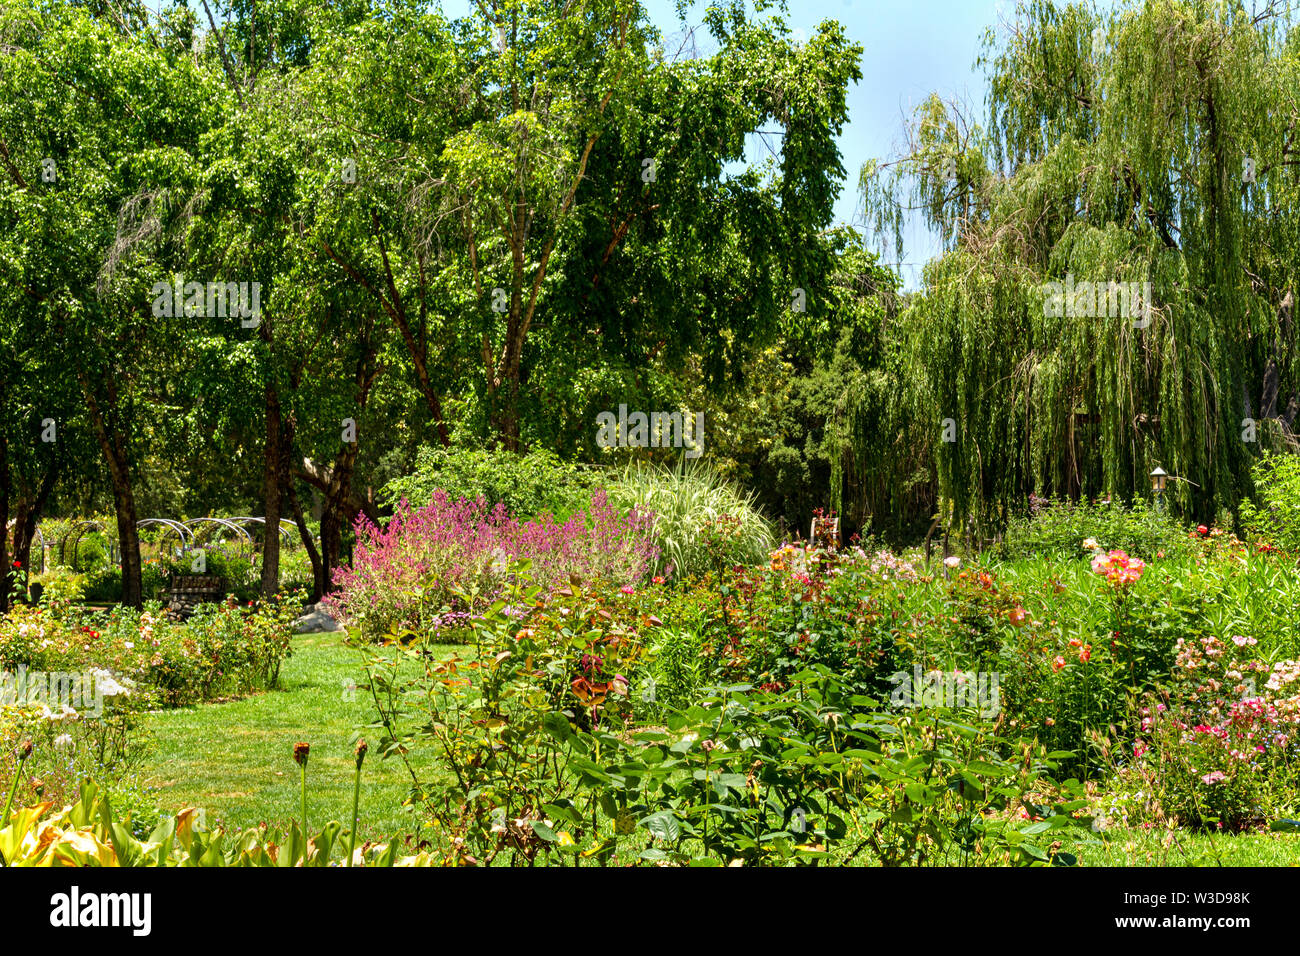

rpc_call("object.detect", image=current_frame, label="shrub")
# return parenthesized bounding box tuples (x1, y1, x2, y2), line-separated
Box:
(0, 694, 152, 833)
(990, 553, 1196, 778)
(82, 566, 122, 603)
(361, 568, 656, 863)
(153, 548, 258, 598)
(0, 594, 299, 709)
(327, 491, 658, 641)
(381, 444, 594, 520)
(1000, 497, 1195, 561)
(608, 460, 776, 578)
(32, 568, 87, 610)
(650, 544, 910, 701)
(360, 566, 1089, 866)
(1102, 635, 1300, 831)
(1240, 451, 1300, 553)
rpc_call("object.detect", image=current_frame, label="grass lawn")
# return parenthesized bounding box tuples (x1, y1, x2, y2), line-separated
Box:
(1082, 829, 1300, 866)
(137, 632, 451, 843)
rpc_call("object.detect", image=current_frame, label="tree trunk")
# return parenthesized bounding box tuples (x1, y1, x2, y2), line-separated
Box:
(79, 373, 143, 608)
(319, 434, 360, 595)
(0, 427, 11, 613)
(261, 383, 284, 598)
(111, 486, 143, 608)
(296, 459, 379, 525)
(13, 463, 58, 581)
(319, 508, 341, 595)
(287, 479, 325, 603)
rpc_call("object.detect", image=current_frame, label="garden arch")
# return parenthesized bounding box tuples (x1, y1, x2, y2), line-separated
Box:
(136, 518, 193, 558)
(228, 516, 299, 551)
(59, 520, 110, 571)
(182, 518, 254, 560)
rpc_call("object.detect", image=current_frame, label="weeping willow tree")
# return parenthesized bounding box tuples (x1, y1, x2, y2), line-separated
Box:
(848, 0, 1300, 536)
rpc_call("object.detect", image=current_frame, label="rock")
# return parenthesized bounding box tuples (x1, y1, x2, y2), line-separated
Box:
(292, 603, 343, 633)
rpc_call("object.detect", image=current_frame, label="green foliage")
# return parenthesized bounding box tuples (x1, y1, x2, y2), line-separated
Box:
(33, 568, 88, 610)
(546, 674, 1090, 867)
(1241, 452, 1300, 553)
(77, 548, 258, 603)
(361, 566, 654, 864)
(644, 626, 705, 713)
(0, 779, 434, 866)
(989, 562, 1189, 778)
(380, 445, 594, 520)
(656, 547, 905, 700)
(82, 566, 122, 603)
(360, 562, 1089, 865)
(1000, 497, 1197, 561)
(856, 0, 1300, 529)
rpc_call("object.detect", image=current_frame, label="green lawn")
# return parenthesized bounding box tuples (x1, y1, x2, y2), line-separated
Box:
(1082, 829, 1300, 866)
(137, 632, 448, 842)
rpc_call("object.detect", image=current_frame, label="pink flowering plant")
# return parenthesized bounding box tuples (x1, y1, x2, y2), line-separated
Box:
(1085, 548, 1179, 693)
(327, 490, 659, 642)
(1089, 549, 1146, 586)
(1113, 634, 1300, 830)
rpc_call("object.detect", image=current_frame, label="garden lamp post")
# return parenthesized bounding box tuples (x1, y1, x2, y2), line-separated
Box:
(1150, 466, 1168, 513)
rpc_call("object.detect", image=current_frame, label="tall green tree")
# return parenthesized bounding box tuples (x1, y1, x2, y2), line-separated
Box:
(858, 0, 1300, 533)
(0, 1, 225, 606)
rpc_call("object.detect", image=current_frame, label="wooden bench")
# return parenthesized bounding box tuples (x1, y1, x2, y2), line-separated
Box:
(164, 574, 227, 619)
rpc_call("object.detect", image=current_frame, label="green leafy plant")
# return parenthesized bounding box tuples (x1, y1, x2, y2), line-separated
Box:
(381, 444, 594, 521)
(1000, 497, 1196, 562)
(1241, 452, 1300, 554)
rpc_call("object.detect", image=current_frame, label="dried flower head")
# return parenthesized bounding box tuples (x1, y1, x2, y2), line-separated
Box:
(293, 742, 310, 767)
(355, 739, 368, 768)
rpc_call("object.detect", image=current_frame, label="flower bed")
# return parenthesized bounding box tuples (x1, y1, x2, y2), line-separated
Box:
(0, 593, 300, 709)
(325, 490, 658, 641)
